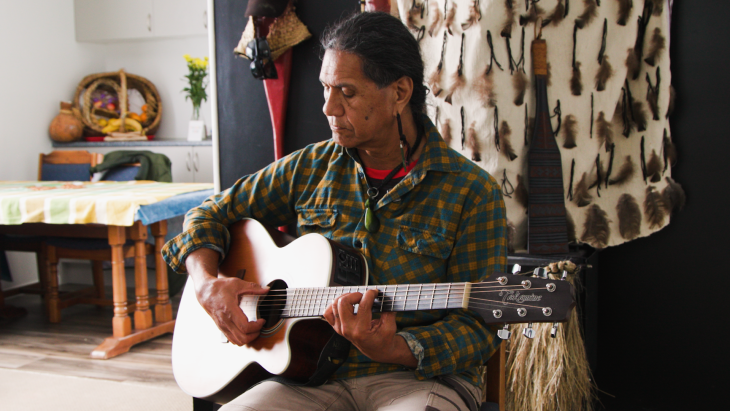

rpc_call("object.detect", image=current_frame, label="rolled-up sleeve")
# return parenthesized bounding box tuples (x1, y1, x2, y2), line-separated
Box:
(161, 157, 299, 274)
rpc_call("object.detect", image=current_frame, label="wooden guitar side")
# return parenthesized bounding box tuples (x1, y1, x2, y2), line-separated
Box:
(172, 219, 351, 402)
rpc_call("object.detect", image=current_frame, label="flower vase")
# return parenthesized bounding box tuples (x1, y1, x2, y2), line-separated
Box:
(187, 105, 206, 141)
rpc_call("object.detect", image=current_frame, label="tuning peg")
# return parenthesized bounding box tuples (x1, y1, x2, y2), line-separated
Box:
(533, 267, 547, 278)
(512, 264, 522, 274)
(561, 270, 568, 281)
(523, 323, 535, 339)
(550, 323, 559, 338)
(497, 324, 511, 340)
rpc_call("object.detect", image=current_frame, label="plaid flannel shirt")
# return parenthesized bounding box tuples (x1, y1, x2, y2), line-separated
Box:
(162, 115, 507, 387)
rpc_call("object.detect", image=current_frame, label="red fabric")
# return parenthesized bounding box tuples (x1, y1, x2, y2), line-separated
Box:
(364, 158, 418, 179)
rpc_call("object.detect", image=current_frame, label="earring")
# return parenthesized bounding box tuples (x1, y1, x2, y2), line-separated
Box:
(397, 113, 409, 170)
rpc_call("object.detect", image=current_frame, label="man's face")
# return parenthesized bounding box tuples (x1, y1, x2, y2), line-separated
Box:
(319, 50, 397, 151)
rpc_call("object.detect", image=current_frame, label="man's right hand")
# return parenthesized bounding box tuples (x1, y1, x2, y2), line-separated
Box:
(185, 247, 269, 346)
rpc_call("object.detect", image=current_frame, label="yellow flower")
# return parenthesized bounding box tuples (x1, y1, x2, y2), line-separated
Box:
(183, 54, 192, 62)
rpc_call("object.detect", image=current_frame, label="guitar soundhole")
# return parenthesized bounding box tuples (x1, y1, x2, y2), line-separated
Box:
(259, 279, 288, 333)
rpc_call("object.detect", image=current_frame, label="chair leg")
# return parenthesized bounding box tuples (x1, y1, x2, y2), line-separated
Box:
(486, 341, 506, 410)
(46, 245, 61, 323)
(36, 244, 49, 306)
(91, 260, 105, 302)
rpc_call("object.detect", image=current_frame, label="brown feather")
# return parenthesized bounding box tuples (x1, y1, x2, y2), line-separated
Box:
(595, 56, 613, 92)
(647, 84, 660, 121)
(588, 156, 605, 189)
(595, 111, 613, 152)
(519, 3, 545, 26)
(428, 1, 443, 37)
(501, 0, 516, 37)
(617, 193, 642, 240)
(445, 2, 457, 35)
(662, 176, 686, 214)
(513, 70, 528, 106)
(566, 210, 576, 242)
(441, 118, 452, 146)
(581, 204, 611, 249)
(647, 149, 662, 183)
(575, 0, 598, 28)
(475, 68, 497, 107)
(461, 1, 479, 30)
(499, 121, 519, 161)
(562, 114, 578, 149)
(428, 65, 444, 97)
(644, 28, 666, 66)
(515, 174, 528, 209)
(608, 155, 635, 186)
(574, 172, 593, 207)
(626, 48, 641, 82)
(407, 3, 423, 31)
(644, 185, 666, 229)
(663, 132, 677, 170)
(545, 0, 566, 26)
(650, 0, 664, 16)
(444, 69, 466, 105)
(666, 85, 676, 118)
(466, 122, 481, 162)
(632, 99, 648, 132)
(571, 62, 583, 96)
(617, 0, 633, 26)
(507, 219, 517, 254)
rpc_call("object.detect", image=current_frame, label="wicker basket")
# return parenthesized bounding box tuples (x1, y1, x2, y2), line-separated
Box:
(72, 69, 162, 136)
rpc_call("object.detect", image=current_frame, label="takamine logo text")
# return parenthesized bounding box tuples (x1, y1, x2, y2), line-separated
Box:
(499, 290, 543, 304)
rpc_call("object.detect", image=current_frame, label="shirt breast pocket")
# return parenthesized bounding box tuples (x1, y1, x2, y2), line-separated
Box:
(397, 225, 454, 261)
(297, 208, 338, 237)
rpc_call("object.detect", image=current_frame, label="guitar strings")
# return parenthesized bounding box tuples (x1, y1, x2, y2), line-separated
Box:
(238, 284, 555, 308)
(241, 290, 556, 313)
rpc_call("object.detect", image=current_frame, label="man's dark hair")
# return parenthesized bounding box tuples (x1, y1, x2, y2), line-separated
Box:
(320, 12, 427, 116)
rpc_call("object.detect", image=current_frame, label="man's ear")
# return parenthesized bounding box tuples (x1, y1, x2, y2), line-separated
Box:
(392, 76, 414, 116)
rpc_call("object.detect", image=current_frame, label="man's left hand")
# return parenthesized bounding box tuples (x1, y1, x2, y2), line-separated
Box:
(323, 289, 417, 368)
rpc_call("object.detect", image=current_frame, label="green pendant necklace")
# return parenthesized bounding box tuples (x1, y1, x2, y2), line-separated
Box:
(362, 114, 423, 233)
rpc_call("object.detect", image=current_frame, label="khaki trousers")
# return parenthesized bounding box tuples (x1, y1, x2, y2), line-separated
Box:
(218, 371, 481, 411)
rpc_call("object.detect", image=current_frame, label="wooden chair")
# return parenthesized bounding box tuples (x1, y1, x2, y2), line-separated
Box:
(0, 150, 104, 313)
(484, 341, 506, 410)
(38, 150, 104, 181)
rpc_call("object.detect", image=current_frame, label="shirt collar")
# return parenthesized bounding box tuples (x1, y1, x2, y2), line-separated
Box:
(342, 113, 462, 175)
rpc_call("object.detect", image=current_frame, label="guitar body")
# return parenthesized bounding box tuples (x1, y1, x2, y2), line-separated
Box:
(172, 219, 368, 402)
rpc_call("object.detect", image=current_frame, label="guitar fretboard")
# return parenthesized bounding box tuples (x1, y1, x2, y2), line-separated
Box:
(282, 283, 471, 318)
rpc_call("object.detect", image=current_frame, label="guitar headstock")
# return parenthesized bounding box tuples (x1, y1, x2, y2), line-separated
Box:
(468, 271, 576, 327)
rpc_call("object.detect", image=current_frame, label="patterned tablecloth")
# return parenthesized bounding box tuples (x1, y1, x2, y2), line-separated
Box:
(0, 181, 214, 227)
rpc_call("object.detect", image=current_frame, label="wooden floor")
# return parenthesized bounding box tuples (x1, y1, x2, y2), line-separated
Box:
(0, 285, 181, 389)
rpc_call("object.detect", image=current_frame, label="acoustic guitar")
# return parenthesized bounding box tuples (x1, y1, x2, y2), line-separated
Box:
(171, 219, 575, 402)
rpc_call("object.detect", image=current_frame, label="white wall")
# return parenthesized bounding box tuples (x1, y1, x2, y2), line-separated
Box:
(103, 36, 211, 139)
(0, 0, 105, 181)
(1, 0, 209, 290)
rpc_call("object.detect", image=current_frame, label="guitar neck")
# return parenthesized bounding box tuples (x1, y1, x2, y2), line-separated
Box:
(281, 283, 472, 318)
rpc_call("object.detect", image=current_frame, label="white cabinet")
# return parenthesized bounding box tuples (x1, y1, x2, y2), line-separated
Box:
(152, 145, 213, 183)
(191, 145, 214, 183)
(153, 0, 208, 38)
(74, 0, 208, 42)
(74, 0, 154, 42)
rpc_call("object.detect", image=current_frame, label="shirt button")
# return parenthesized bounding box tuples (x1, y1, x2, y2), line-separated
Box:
(354, 240, 363, 248)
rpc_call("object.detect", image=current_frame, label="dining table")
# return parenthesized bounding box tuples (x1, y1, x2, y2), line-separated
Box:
(0, 180, 214, 359)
